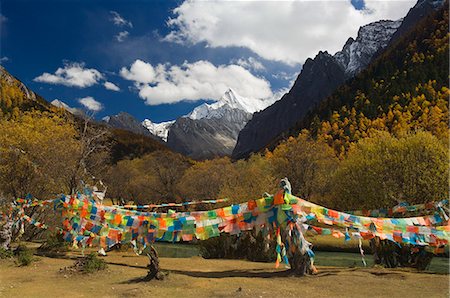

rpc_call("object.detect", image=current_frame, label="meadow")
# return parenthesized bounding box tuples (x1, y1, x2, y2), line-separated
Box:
(1, 241, 448, 298)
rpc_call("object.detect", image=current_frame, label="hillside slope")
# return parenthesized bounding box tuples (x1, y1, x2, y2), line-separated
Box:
(0, 67, 169, 163)
(232, 0, 444, 159)
(281, 2, 449, 156)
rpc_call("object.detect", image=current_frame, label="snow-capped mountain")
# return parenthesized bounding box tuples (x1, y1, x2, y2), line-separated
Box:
(187, 88, 274, 120)
(142, 119, 175, 142)
(168, 108, 252, 159)
(334, 19, 402, 76)
(139, 88, 274, 157)
(162, 88, 273, 159)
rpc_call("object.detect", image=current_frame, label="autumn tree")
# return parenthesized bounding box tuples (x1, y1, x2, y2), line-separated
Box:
(105, 159, 144, 205)
(219, 154, 278, 203)
(331, 131, 448, 210)
(177, 157, 235, 201)
(106, 151, 192, 205)
(0, 111, 86, 243)
(0, 111, 81, 200)
(269, 131, 339, 202)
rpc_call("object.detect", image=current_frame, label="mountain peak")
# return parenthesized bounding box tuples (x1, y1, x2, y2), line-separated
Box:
(51, 99, 83, 115)
(334, 18, 402, 76)
(103, 112, 157, 138)
(188, 88, 274, 121)
(142, 119, 175, 142)
(220, 88, 239, 104)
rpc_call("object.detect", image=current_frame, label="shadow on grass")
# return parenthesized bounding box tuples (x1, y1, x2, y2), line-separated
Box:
(95, 259, 350, 282)
(120, 268, 350, 283)
(167, 268, 294, 279)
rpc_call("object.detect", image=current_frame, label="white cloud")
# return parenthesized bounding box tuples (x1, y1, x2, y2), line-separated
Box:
(120, 59, 157, 84)
(0, 56, 9, 64)
(115, 31, 129, 42)
(110, 11, 133, 28)
(232, 57, 265, 72)
(0, 14, 7, 23)
(33, 62, 103, 88)
(78, 96, 103, 112)
(164, 0, 416, 65)
(120, 59, 273, 105)
(104, 81, 120, 91)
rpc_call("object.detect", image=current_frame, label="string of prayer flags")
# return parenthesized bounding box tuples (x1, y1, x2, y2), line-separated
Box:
(346, 200, 448, 217)
(8, 191, 450, 268)
(117, 198, 229, 210)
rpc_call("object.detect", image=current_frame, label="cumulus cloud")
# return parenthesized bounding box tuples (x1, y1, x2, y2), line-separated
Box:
(110, 11, 133, 28)
(232, 57, 265, 72)
(78, 96, 103, 112)
(120, 59, 273, 105)
(115, 31, 129, 42)
(0, 56, 9, 64)
(33, 62, 103, 88)
(164, 0, 416, 65)
(104, 81, 120, 91)
(119, 59, 157, 83)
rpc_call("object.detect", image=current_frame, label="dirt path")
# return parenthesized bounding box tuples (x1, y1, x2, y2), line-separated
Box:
(0, 250, 448, 298)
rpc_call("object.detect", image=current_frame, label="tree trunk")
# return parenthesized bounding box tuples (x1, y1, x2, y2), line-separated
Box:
(0, 218, 13, 250)
(288, 249, 312, 276)
(145, 245, 164, 280)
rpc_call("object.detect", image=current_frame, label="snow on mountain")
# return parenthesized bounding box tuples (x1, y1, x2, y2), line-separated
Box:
(142, 119, 175, 142)
(51, 99, 83, 115)
(142, 88, 273, 143)
(187, 88, 274, 120)
(334, 19, 402, 76)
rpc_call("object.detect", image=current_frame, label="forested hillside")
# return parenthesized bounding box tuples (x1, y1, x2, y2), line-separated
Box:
(284, 3, 449, 157)
(0, 67, 168, 164)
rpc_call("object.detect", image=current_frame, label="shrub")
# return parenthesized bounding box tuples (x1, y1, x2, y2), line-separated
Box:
(81, 253, 107, 273)
(0, 247, 13, 259)
(37, 232, 69, 257)
(14, 244, 34, 266)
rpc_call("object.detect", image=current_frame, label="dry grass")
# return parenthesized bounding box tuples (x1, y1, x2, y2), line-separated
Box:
(0, 246, 448, 298)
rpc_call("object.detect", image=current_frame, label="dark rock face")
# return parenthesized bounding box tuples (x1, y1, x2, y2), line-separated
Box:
(167, 109, 251, 159)
(103, 112, 160, 140)
(232, 51, 346, 159)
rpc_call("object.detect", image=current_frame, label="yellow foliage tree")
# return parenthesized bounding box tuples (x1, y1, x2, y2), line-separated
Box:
(331, 131, 449, 210)
(0, 111, 81, 200)
(270, 131, 339, 202)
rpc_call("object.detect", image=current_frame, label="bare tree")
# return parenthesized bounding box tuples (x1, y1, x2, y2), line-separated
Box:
(67, 112, 111, 194)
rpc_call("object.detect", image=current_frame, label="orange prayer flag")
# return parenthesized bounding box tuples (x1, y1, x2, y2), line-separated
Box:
(273, 190, 284, 205)
(114, 214, 122, 225)
(360, 231, 374, 240)
(247, 200, 257, 210)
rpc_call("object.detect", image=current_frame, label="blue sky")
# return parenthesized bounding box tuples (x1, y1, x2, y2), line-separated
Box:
(0, 0, 415, 123)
